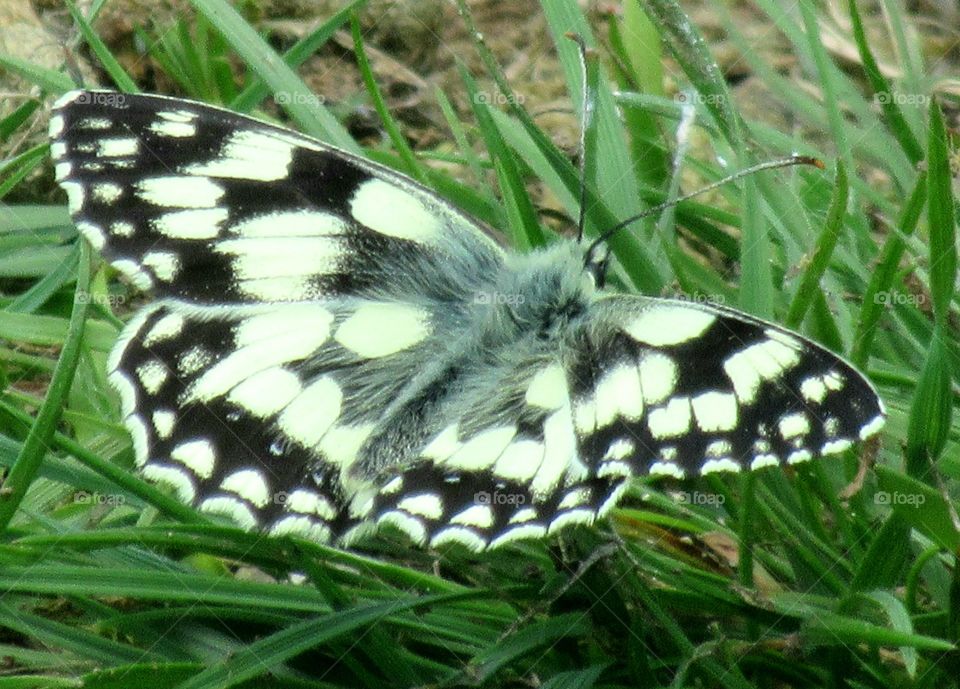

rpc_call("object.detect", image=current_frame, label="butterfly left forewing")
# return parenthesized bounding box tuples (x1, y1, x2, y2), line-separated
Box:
(50, 90, 505, 306)
(50, 90, 506, 539)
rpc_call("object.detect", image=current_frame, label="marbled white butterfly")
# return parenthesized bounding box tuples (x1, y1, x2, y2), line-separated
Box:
(49, 90, 885, 551)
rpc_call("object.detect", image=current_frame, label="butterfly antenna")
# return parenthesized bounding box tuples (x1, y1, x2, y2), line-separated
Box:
(583, 155, 824, 269)
(566, 32, 596, 244)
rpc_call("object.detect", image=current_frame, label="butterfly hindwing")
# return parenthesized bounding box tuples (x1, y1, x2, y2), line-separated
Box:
(365, 295, 884, 551)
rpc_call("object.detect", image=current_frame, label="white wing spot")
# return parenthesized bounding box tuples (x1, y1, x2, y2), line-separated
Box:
(705, 440, 732, 458)
(490, 524, 546, 549)
(573, 398, 596, 434)
(184, 130, 294, 181)
(558, 488, 590, 510)
(318, 424, 374, 468)
(422, 424, 461, 461)
(170, 439, 217, 479)
(800, 376, 828, 404)
(450, 505, 494, 529)
(723, 339, 800, 404)
(178, 346, 213, 376)
(142, 464, 195, 502)
(136, 360, 168, 394)
(350, 178, 441, 243)
(381, 476, 403, 495)
(286, 490, 336, 520)
(823, 438, 853, 454)
(149, 119, 196, 138)
(509, 508, 538, 524)
(49, 114, 64, 137)
(493, 439, 544, 482)
(152, 410, 176, 439)
(648, 397, 691, 439)
(152, 208, 228, 239)
(76, 222, 106, 251)
(142, 251, 181, 281)
(60, 182, 85, 212)
(379, 511, 427, 544)
(750, 455, 779, 470)
(431, 526, 486, 551)
(112, 259, 153, 290)
(548, 509, 595, 534)
(691, 391, 739, 432)
(446, 426, 516, 471)
(626, 306, 715, 346)
(126, 415, 149, 466)
(200, 496, 257, 529)
(137, 176, 224, 208)
(229, 367, 302, 418)
(860, 414, 885, 439)
(824, 371, 845, 391)
(603, 438, 634, 461)
(595, 364, 644, 426)
(398, 494, 444, 520)
(111, 221, 135, 237)
(221, 469, 270, 508)
(533, 406, 576, 495)
(649, 462, 685, 478)
(278, 376, 341, 448)
(638, 352, 677, 404)
(233, 211, 347, 238)
(525, 363, 567, 410)
(78, 117, 111, 130)
(701, 458, 741, 474)
(98, 138, 138, 157)
(335, 302, 430, 358)
(92, 182, 122, 203)
(598, 461, 632, 478)
(270, 515, 330, 542)
(143, 312, 186, 347)
(778, 412, 810, 439)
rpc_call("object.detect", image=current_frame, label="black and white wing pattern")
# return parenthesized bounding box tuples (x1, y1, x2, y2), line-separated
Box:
(50, 90, 885, 551)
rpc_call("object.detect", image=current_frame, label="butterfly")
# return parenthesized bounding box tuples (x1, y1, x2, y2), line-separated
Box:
(49, 90, 885, 551)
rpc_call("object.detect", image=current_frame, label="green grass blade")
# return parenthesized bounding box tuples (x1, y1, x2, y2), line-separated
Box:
(0, 242, 92, 531)
(65, 0, 137, 93)
(785, 162, 848, 328)
(187, 0, 357, 151)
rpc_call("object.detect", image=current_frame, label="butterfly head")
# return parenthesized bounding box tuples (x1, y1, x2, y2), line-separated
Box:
(582, 241, 611, 289)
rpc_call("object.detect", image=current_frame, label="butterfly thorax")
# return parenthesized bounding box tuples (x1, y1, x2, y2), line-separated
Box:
(480, 241, 599, 344)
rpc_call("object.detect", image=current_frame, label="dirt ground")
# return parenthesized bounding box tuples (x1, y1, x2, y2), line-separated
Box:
(3, 0, 959, 203)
